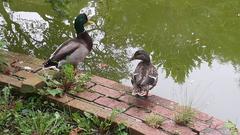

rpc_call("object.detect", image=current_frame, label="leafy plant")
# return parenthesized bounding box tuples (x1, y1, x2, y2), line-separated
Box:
(72, 109, 128, 135)
(15, 110, 71, 135)
(0, 110, 12, 128)
(0, 86, 12, 105)
(74, 72, 92, 92)
(174, 106, 195, 126)
(54, 63, 75, 91)
(62, 64, 75, 82)
(225, 120, 238, 135)
(39, 64, 92, 96)
(38, 73, 64, 96)
(47, 88, 63, 97)
(114, 123, 128, 135)
(145, 113, 164, 128)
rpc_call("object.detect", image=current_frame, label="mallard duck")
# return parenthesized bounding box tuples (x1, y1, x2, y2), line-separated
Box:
(130, 50, 158, 97)
(43, 13, 94, 69)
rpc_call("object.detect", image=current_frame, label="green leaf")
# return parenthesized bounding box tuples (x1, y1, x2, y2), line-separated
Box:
(225, 120, 238, 135)
(15, 100, 23, 111)
(47, 88, 63, 96)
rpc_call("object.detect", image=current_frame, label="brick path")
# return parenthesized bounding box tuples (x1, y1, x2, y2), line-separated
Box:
(0, 51, 236, 135)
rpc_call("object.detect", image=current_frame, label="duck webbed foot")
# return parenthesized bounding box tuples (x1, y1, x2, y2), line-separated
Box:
(132, 89, 149, 99)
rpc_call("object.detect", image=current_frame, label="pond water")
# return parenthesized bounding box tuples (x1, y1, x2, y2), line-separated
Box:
(0, 0, 240, 126)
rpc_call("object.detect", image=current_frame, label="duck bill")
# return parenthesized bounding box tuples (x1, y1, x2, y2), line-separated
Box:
(84, 20, 95, 26)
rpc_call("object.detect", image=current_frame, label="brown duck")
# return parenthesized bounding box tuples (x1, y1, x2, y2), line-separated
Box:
(130, 50, 158, 97)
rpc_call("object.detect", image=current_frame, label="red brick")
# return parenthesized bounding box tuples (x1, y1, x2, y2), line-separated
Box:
(0, 74, 22, 88)
(91, 85, 123, 98)
(200, 128, 222, 135)
(125, 107, 151, 121)
(194, 111, 212, 122)
(110, 83, 132, 93)
(190, 120, 209, 132)
(95, 97, 129, 111)
(148, 95, 178, 110)
(67, 99, 111, 119)
(119, 94, 155, 109)
(13, 60, 41, 72)
(76, 91, 101, 101)
(48, 94, 74, 104)
(210, 118, 224, 129)
(114, 111, 168, 135)
(115, 112, 141, 126)
(152, 105, 175, 120)
(1, 51, 43, 69)
(67, 99, 168, 135)
(130, 121, 168, 135)
(218, 127, 232, 135)
(91, 75, 117, 86)
(14, 70, 34, 79)
(161, 120, 197, 135)
(21, 75, 45, 93)
(85, 81, 95, 89)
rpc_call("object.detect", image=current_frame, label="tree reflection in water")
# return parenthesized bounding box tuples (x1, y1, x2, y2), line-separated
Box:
(0, 0, 240, 83)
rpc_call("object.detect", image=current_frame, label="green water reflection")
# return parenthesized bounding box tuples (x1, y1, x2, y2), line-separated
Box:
(1, 0, 240, 83)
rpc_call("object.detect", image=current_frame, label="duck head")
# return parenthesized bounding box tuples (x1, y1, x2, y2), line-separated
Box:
(74, 13, 94, 34)
(130, 50, 150, 63)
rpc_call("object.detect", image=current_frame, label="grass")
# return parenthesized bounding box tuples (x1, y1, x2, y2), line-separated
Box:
(0, 86, 129, 135)
(174, 106, 195, 126)
(144, 113, 164, 128)
(15, 111, 71, 135)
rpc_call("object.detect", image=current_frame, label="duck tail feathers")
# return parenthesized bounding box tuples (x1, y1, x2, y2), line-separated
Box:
(43, 59, 58, 68)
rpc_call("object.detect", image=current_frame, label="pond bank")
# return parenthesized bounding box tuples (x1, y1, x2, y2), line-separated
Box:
(0, 51, 235, 135)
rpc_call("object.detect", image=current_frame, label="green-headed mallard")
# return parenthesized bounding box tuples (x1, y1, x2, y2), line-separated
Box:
(43, 13, 94, 69)
(130, 50, 158, 97)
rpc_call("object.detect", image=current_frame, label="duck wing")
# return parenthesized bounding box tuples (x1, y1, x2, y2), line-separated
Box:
(140, 64, 158, 89)
(43, 38, 84, 68)
(131, 63, 144, 86)
(49, 39, 80, 62)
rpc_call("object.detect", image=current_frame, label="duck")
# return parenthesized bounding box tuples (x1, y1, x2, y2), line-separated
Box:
(43, 13, 94, 69)
(130, 50, 158, 97)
